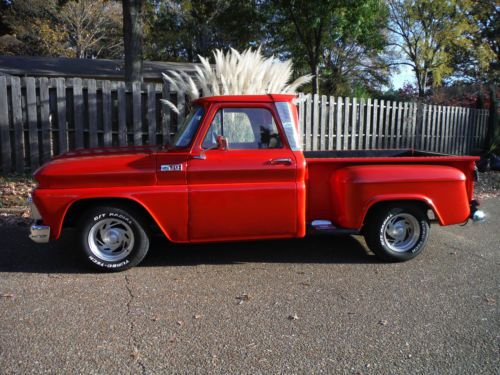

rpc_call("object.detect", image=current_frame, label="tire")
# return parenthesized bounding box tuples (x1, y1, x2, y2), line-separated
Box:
(78, 206, 150, 271)
(364, 204, 430, 262)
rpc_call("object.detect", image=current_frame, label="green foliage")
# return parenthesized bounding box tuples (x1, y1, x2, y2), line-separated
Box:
(144, 0, 264, 62)
(264, 0, 391, 96)
(388, 0, 496, 97)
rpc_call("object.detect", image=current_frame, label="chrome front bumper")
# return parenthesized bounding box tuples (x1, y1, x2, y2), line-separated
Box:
(28, 196, 50, 243)
(29, 224, 50, 243)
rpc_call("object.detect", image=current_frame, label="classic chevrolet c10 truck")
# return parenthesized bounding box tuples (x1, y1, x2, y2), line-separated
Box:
(29, 94, 485, 271)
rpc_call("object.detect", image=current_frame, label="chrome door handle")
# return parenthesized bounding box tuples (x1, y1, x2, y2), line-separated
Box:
(269, 158, 292, 166)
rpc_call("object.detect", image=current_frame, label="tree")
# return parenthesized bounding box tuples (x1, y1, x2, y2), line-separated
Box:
(387, 0, 494, 97)
(144, 0, 263, 63)
(0, 0, 70, 57)
(321, 0, 390, 96)
(123, 0, 144, 82)
(447, 0, 498, 85)
(265, 0, 390, 95)
(61, 0, 123, 59)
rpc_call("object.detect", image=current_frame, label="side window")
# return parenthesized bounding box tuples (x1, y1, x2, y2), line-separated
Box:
(202, 108, 283, 150)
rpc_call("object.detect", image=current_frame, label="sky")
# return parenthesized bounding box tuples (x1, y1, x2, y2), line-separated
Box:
(390, 64, 415, 90)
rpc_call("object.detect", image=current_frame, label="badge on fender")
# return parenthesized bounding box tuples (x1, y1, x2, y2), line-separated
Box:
(160, 164, 183, 172)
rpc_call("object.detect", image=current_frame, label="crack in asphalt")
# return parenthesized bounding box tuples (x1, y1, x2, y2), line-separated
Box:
(125, 274, 147, 375)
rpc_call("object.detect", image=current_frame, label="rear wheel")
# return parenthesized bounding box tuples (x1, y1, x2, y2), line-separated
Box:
(78, 206, 150, 271)
(364, 204, 430, 262)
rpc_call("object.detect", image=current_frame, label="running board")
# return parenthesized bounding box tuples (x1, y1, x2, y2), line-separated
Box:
(309, 220, 359, 235)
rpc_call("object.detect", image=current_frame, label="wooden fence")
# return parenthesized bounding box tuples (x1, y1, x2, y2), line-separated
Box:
(0, 76, 490, 173)
(297, 94, 489, 155)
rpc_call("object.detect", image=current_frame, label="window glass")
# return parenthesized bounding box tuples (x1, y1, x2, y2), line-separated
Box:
(172, 106, 204, 148)
(202, 108, 283, 150)
(275, 102, 302, 151)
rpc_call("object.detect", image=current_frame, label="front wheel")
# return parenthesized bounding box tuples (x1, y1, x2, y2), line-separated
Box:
(364, 204, 430, 262)
(78, 206, 150, 271)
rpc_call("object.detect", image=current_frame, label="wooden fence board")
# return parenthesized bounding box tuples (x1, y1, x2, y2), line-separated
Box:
(72, 78, 84, 148)
(38, 78, 51, 162)
(0, 77, 11, 173)
(343, 97, 350, 150)
(377, 100, 384, 148)
(390, 101, 397, 148)
(336, 97, 342, 150)
(350, 97, 357, 150)
(87, 79, 98, 148)
(102, 80, 112, 146)
(147, 84, 157, 145)
(365, 98, 372, 149)
(319, 95, 327, 150)
(305, 95, 312, 150)
(25, 77, 39, 169)
(132, 81, 142, 146)
(327, 96, 334, 150)
(371, 99, 378, 149)
(161, 83, 171, 145)
(117, 82, 127, 146)
(55, 78, 68, 154)
(11, 77, 24, 173)
(312, 94, 319, 150)
(358, 98, 365, 149)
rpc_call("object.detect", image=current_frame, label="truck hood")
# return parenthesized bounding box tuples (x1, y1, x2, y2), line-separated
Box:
(34, 146, 159, 189)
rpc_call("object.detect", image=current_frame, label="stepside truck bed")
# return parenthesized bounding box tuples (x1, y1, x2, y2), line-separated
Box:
(304, 149, 478, 229)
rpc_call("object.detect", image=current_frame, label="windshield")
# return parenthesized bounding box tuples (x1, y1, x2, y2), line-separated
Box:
(171, 106, 205, 148)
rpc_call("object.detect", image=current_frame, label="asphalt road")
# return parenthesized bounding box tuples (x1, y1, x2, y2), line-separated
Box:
(0, 198, 498, 374)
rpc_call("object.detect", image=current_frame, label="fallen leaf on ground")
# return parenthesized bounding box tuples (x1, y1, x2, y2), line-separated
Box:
(236, 294, 250, 301)
(131, 347, 140, 362)
(485, 296, 496, 305)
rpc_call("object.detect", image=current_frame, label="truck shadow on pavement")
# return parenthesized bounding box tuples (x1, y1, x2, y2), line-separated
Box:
(0, 227, 377, 274)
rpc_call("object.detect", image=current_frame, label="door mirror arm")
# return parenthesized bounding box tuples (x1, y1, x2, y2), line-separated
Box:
(192, 136, 229, 160)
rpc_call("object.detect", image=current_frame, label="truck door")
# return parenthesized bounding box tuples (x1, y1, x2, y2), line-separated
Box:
(187, 104, 298, 241)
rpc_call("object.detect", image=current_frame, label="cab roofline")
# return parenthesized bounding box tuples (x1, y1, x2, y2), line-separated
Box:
(193, 94, 297, 105)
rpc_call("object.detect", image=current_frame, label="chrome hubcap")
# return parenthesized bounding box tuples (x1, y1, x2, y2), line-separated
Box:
(382, 213, 420, 253)
(88, 218, 134, 262)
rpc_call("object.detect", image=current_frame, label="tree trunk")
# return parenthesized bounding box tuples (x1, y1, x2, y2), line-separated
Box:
(311, 64, 319, 95)
(485, 85, 498, 151)
(123, 0, 144, 83)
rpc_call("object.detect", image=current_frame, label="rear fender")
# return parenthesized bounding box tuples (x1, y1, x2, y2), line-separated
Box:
(331, 164, 470, 229)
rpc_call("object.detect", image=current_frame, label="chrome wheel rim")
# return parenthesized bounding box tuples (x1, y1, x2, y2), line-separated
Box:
(382, 213, 420, 253)
(88, 218, 134, 262)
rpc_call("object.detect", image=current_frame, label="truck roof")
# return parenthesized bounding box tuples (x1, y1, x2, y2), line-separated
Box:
(193, 94, 296, 105)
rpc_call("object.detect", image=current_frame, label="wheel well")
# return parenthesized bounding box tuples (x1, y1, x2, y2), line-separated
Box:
(363, 200, 434, 227)
(63, 198, 157, 230)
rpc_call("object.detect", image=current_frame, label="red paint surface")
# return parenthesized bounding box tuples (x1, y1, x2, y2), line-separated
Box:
(32, 95, 478, 242)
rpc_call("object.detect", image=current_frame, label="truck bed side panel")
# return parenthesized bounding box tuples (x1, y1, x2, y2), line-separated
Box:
(306, 156, 477, 229)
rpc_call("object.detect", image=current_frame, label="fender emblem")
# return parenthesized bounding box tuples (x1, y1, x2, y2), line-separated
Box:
(160, 164, 183, 172)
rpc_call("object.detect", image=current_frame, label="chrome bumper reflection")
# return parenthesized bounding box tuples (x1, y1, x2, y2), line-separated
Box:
(29, 225, 50, 243)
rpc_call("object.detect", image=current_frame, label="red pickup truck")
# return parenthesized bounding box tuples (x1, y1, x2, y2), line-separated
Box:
(29, 94, 484, 271)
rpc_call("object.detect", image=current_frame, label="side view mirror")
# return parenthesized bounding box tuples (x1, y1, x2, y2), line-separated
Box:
(192, 136, 229, 160)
